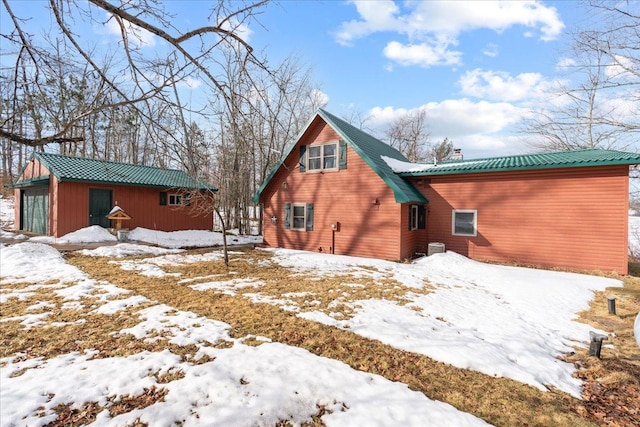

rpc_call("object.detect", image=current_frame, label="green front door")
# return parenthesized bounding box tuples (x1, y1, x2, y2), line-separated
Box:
(21, 187, 49, 234)
(89, 189, 112, 228)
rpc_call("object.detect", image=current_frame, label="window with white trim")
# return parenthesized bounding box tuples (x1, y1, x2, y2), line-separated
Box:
(168, 194, 183, 206)
(308, 142, 337, 171)
(409, 205, 418, 230)
(284, 203, 314, 231)
(452, 210, 477, 236)
(292, 204, 306, 230)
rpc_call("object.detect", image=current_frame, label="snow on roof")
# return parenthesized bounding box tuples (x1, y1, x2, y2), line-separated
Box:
(108, 205, 123, 215)
(381, 155, 483, 173)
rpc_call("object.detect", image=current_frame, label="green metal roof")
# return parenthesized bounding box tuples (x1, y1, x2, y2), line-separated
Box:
(318, 109, 428, 203)
(395, 148, 640, 177)
(17, 152, 217, 190)
(5, 176, 50, 189)
(252, 109, 428, 204)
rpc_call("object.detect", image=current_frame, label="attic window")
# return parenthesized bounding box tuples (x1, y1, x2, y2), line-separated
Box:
(299, 141, 347, 172)
(308, 142, 337, 171)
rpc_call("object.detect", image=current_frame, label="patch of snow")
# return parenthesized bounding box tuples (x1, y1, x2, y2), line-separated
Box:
(265, 248, 619, 398)
(381, 155, 484, 173)
(128, 227, 262, 249)
(30, 225, 117, 244)
(0, 194, 15, 229)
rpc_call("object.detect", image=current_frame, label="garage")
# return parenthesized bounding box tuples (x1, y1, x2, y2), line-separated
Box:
(21, 186, 48, 234)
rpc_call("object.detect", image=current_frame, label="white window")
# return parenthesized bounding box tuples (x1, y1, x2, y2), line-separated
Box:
(168, 194, 183, 206)
(452, 210, 477, 236)
(308, 142, 337, 171)
(292, 204, 306, 230)
(284, 203, 314, 231)
(409, 205, 418, 230)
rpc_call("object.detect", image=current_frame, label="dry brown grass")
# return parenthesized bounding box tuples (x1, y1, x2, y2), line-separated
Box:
(0, 284, 216, 365)
(41, 386, 166, 427)
(566, 267, 640, 426)
(162, 250, 431, 320)
(63, 249, 598, 427)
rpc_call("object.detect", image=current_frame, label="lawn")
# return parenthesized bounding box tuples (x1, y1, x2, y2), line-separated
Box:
(1, 223, 639, 426)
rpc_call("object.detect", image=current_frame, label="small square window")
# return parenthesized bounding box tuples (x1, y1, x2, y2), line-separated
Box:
(452, 210, 477, 236)
(169, 194, 183, 206)
(284, 203, 314, 231)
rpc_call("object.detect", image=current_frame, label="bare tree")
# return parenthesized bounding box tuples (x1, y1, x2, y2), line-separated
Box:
(1, 0, 269, 152)
(209, 50, 323, 235)
(384, 109, 431, 162)
(522, 1, 640, 152)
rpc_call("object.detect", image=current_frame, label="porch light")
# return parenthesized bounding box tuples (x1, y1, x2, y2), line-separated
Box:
(271, 215, 278, 224)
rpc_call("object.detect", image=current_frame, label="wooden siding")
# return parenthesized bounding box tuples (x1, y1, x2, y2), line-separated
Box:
(53, 181, 213, 237)
(14, 157, 213, 237)
(260, 120, 406, 260)
(399, 204, 428, 259)
(411, 166, 630, 274)
(20, 157, 51, 180)
(13, 160, 52, 233)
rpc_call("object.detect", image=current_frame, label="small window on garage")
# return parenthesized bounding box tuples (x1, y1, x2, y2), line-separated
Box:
(168, 194, 183, 206)
(452, 209, 477, 236)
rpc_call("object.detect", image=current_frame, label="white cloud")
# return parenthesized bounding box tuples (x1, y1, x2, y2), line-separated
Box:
(408, 1, 563, 40)
(367, 99, 529, 157)
(422, 98, 525, 135)
(222, 20, 253, 44)
(458, 69, 552, 102)
(383, 41, 462, 67)
(555, 57, 576, 71)
(606, 54, 635, 81)
(180, 77, 202, 89)
(335, 1, 564, 67)
(311, 88, 330, 107)
(105, 14, 156, 47)
(334, 0, 400, 46)
(483, 43, 499, 58)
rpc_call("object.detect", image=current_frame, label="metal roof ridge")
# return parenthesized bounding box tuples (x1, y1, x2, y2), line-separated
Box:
(35, 152, 186, 173)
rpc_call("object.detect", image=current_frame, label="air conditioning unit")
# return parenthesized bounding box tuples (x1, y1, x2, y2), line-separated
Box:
(428, 242, 445, 256)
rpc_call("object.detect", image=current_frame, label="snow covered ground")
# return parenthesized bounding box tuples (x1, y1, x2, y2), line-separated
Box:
(0, 195, 629, 425)
(2, 241, 493, 426)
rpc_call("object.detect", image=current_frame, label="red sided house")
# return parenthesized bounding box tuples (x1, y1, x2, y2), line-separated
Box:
(253, 109, 640, 274)
(9, 152, 216, 237)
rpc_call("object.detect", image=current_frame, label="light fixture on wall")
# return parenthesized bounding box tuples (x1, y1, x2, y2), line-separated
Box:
(282, 180, 289, 190)
(271, 215, 278, 224)
(372, 198, 379, 205)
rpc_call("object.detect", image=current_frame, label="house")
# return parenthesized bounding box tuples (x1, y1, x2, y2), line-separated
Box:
(253, 108, 640, 274)
(8, 152, 216, 237)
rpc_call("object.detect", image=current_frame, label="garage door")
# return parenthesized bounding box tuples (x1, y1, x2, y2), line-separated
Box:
(21, 187, 49, 234)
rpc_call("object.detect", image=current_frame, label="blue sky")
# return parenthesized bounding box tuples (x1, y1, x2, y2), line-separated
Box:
(0, 1, 613, 159)
(248, 0, 583, 158)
